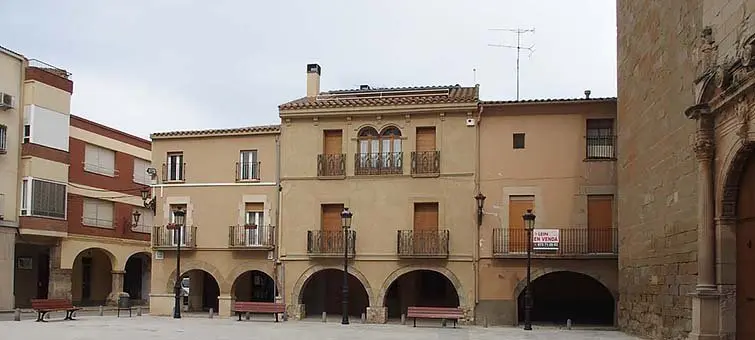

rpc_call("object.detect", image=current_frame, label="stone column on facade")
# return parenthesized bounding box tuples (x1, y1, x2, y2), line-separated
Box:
(685, 103, 721, 340)
(48, 243, 72, 301)
(366, 306, 387, 324)
(107, 270, 126, 305)
(715, 217, 737, 339)
(218, 295, 233, 318)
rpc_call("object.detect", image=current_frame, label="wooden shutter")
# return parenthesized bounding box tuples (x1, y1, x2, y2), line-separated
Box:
(323, 130, 342, 155)
(508, 196, 534, 252)
(245, 202, 264, 212)
(416, 127, 436, 152)
(321, 204, 343, 232)
(587, 195, 613, 253)
(413, 203, 439, 231)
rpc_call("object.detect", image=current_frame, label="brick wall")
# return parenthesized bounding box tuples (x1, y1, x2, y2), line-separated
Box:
(67, 193, 149, 241)
(616, 1, 702, 339)
(68, 137, 148, 196)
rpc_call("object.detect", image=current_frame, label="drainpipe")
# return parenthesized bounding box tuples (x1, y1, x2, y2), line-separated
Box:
(474, 104, 483, 306)
(274, 134, 283, 304)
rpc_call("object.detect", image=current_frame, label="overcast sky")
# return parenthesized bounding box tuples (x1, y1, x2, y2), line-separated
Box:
(0, 0, 616, 139)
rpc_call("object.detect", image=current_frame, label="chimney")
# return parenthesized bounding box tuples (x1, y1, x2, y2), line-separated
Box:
(307, 63, 321, 98)
(584, 89, 591, 99)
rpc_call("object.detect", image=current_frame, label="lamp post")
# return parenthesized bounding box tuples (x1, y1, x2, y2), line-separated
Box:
(166, 207, 186, 319)
(475, 193, 486, 227)
(340, 207, 353, 325)
(522, 208, 536, 331)
(141, 188, 156, 214)
(132, 210, 141, 230)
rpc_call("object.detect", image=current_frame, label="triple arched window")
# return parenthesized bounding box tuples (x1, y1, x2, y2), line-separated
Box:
(356, 126, 403, 174)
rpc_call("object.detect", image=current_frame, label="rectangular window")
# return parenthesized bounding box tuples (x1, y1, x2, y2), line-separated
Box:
(133, 158, 151, 185)
(22, 124, 30, 144)
(169, 204, 188, 246)
(513, 133, 525, 149)
(166, 152, 184, 181)
(82, 198, 115, 228)
(239, 150, 258, 181)
(84, 144, 116, 177)
(245, 203, 265, 246)
(586, 119, 615, 159)
(0, 124, 7, 153)
(22, 178, 67, 219)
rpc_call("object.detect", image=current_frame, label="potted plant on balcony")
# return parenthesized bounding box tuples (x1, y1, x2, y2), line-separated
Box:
(244, 223, 258, 230)
(166, 223, 178, 230)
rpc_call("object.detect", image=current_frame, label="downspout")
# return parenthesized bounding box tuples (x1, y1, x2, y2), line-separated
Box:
(474, 104, 483, 306)
(274, 133, 283, 304)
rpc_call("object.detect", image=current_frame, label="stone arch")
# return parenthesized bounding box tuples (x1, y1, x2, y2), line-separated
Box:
(230, 270, 276, 302)
(377, 266, 466, 308)
(225, 264, 276, 292)
(512, 268, 616, 301)
(718, 140, 755, 219)
(165, 259, 228, 293)
(291, 264, 374, 306)
(72, 247, 117, 271)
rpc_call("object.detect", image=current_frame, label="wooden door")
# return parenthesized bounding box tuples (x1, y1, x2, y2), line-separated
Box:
(737, 156, 755, 339)
(321, 204, 344, 252)
(587, 195, 614, 253)
(323, 130, 342, 154)
(416, 127, 436, 152)
(508, 196, 534, 253)
(413, 203, 439, 254)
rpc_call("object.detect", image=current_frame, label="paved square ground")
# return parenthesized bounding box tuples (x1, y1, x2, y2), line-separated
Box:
(0, 315, 641, 340)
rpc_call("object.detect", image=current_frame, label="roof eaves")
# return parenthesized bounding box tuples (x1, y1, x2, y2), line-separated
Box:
(151, 125, 281, 139)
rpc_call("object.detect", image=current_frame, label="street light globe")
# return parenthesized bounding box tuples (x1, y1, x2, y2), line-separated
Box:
(522, 209, 536, 230)
(341, 207, 353, 229)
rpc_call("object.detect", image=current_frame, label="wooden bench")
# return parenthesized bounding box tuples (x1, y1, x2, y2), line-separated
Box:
(232, 301, 286, 322)
(406, 306, 464, 328)
(31, 299, 81, 322)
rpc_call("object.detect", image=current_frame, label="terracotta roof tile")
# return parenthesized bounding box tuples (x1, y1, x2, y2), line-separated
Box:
(481, 97, 616, 105)
(151, 124, 280, 139)
(279, 85, 479, 111)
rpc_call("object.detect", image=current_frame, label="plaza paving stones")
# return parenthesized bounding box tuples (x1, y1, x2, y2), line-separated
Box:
(0, 315, 642, 340)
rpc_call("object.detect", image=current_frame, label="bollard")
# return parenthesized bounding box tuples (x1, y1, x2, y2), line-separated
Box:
(441, 319, 447, 327)
(361, 312, 366, 323)
(13, 308, 20, 321)
(209, 308, 214, 319)
(566, 318, 572, 330)
(401, 314, 406, 325)
(483, 316, 488, 328)
(137, 306, 142, 316)
(246, 312, 250, 320)
(322, 312, 327, 322)
(99, 305, 104, 316)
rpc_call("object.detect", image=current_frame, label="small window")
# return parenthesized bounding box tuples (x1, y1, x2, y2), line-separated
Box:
(166, 152, 184, 181)
(0, 124, 7, 153)
(20, 179, 28, 215)
(84, 144, 116, 177)
(82, 198, 115, 228)
(239, 150, 259, 181)
(22, 125, 30, 144)
(133, 158, 151, 185)
(513, 133, 525, 149)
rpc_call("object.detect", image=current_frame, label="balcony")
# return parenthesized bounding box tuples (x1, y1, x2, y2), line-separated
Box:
(162, 163, 186, 182)
(585, 135, 616, 160)
(307, 230, 355, 257)
(228, 224, 275, 249)
(354, 152, 403, 175)
(411, 151, 440, 176)
(236, 161, 261, 181)
(492, 228, 618, 258)
(152, 225, 196, 249)
(397, 230, 449, 258)
(317, 153, 345, 178)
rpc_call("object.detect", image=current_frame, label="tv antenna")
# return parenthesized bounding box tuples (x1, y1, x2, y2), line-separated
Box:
(488, 27, 535, 100)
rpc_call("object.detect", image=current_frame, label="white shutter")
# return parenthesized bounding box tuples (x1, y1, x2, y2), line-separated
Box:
(133, 158, 150, 184)
(84, 144, 99, 173)
(99, 148, 115, 176)
(140, 208, 153, 226)
(99, 201, 114, 227)
(83, 198, 98, 226)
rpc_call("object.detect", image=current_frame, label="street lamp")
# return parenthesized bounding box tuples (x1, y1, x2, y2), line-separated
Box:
(474, 193, 486, 226)
(141, 188, 156, 214)
(340, 207, 353, 325)
(132, 210, 141, 229)
(522, 208, 536, 331)
(166, 207, 186, 319)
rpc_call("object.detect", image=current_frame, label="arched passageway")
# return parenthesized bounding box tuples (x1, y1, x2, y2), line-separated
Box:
(231, 270, 275, 302)
(517, 271, 614, 325)
(736, 151, 755, 338)
(72, 248, 114, 306)
(181, 269, 220, 312)
(300, 269, 369, 317)
(123, 252, 151, 304)
(383, 270, 460, 319)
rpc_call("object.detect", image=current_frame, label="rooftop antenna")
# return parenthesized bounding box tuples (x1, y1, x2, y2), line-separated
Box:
(488, 27, 535, 100)
(473, 68, 477, 84)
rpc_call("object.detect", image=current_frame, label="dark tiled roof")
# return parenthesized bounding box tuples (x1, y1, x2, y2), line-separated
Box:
(279, 85, 479, 111)
(481, 97, 616, 105)
(151, 124, 280, 139)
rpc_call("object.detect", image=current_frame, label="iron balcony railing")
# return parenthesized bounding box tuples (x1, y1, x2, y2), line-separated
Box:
(397, 230, 450, 258)
(152, 225, 197, 249)
(236, 161, 261, 181)
(317, 153, 346, 177)
(228, 224, 275, 249)
(411, 151, 440, 176)
(307, 230, 356, 257)
(492, 227, 618, 257)
(585, 135, 617, 160)
(354, 152, 403, 175)
(162, 163, 186, 182)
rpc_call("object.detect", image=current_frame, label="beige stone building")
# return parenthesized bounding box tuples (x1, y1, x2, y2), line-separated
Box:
(618, 1, 755, 339)
(148, 126, 281, 316)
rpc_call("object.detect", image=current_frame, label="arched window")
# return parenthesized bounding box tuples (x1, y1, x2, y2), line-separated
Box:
(356, 126, 403, 174)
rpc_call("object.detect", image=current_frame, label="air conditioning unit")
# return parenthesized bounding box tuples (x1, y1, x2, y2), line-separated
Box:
(0, 93, 13, 110)
(465, 118, 476, 127)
